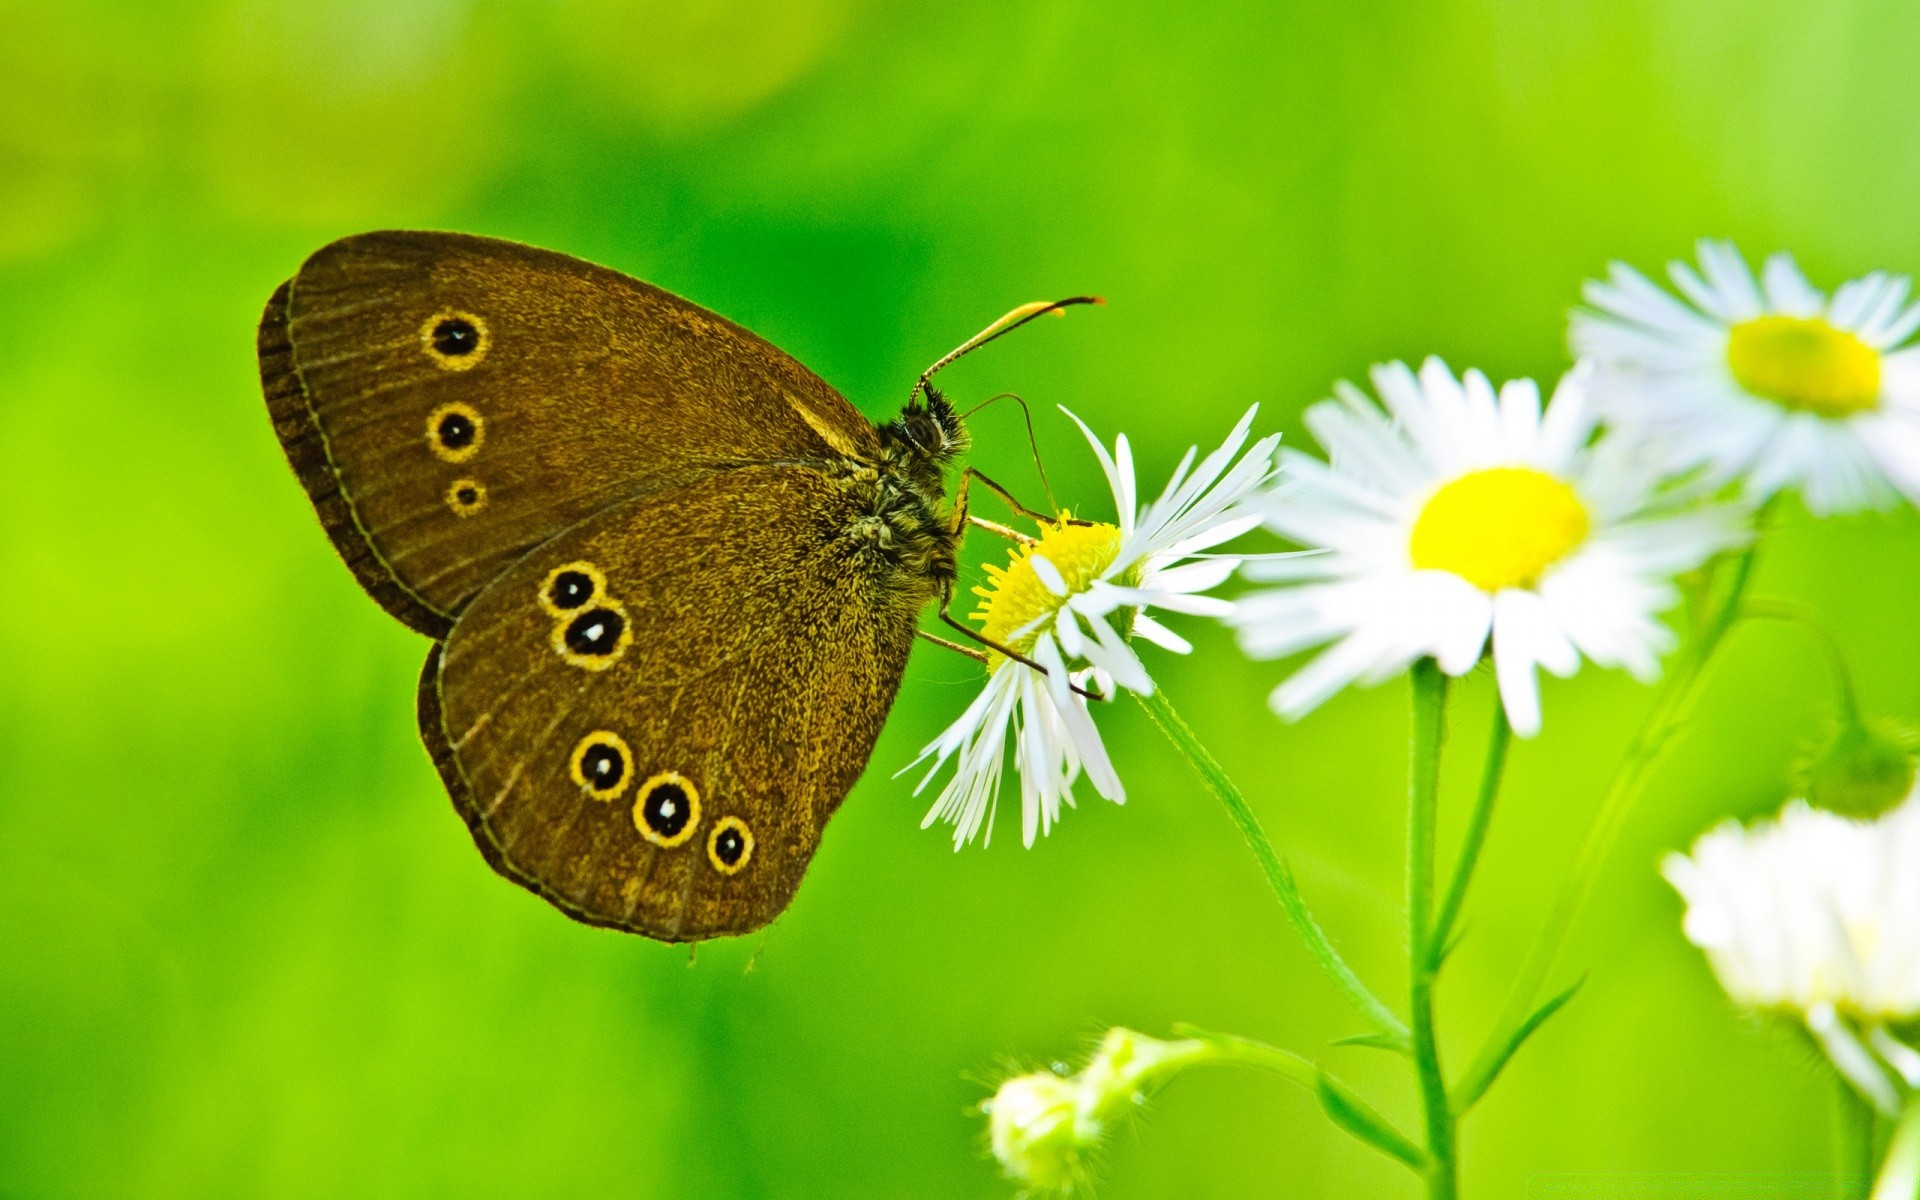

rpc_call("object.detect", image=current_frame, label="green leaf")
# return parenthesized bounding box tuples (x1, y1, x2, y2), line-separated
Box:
(1329, 1032, 1412, 1056)
(1451, 976, 1585, 1114)
(1315, 1075, 1427, 1171)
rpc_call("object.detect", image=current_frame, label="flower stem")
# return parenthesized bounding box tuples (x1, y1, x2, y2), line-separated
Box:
(1431, 697, 1511, 963)
(1836, 1075, 1878, 1200)
(1173, 1025, 1428, 1169)
(1407, 659, 1457, 1200)
(1458, 535, 1764, 1108)
(1135, 687, 1409, 1047)
(1873, 1100, 1920, 1200)
(1744, 597, 1862, 723)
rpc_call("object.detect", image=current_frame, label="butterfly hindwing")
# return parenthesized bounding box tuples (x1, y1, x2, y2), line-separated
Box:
(419, 465, 921, 940)
(259, 230, 879, 632)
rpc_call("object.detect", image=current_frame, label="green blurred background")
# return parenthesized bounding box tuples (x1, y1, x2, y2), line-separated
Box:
(4, 0, 1918, 1195)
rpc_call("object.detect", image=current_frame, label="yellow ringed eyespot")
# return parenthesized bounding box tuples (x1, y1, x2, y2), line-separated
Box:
(539, 561, 605, 617)
(569, 731, 633, 801)
(426, 401, 484, 462)
(707, 816, 753, 874)
(446, 478, 487, 517)
(632, 772, 701, 849)
(551, 602, 631, 670)
(420, 310, 490, 370)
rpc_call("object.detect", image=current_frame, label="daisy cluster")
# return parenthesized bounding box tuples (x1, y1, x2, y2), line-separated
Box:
(918, 242, 1920, 848)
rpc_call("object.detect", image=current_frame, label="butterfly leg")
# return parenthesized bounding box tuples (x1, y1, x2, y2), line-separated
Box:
(966, 514, 1034, 545)
(961, 466, 1098, 530)
(915, 629, 989, 662)
(963, 467, 1053, 523)
(934, 594, 1104, 701)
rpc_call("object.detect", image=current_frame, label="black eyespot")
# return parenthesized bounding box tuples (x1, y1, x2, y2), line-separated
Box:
(707, 816, 752, 874)
(547, 570, 595, 611)
(426, 402, 484, 460)
(641, 782, 692, 840)
(631, 771, 701, 847)
(432, 317, 479, 357)
(446, 477, 487, 517)
(564, 608, 626, 657)
(569, 731, 633, 800)
(437, 410, 476, 449)
(582, 744, 624, 788)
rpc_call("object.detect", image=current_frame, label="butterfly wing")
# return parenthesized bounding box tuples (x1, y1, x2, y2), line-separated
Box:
(258, 230, 878, 636)
(418, 465, 922, 941)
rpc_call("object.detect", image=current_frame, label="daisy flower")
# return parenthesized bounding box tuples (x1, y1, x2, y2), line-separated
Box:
(1572, 240, 1920, 513)
(1231, 359, 1746, 737)
(1664, 793, 1920, 1110)
(912, 407, 1281, 849)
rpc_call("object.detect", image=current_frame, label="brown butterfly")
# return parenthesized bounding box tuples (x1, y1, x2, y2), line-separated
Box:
(258, 230, 1090, 941)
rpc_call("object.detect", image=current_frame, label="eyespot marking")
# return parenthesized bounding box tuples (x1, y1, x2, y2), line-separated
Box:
(446, 478, 487, 517)
(553, 603, 630, 670)
(632, 772, 701, 849)
(426, 401, 484, 462)
(568, 731, 633, 801)
(421, 310, 490, 370)
(539, 561, 605, 617)
(707, 816, 753, 875)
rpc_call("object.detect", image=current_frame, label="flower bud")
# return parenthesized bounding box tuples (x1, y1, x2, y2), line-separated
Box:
(985, 1070, 1084, 1194)
(984, 1030, 1210, 1194)
(1801, 715, 1918, 820)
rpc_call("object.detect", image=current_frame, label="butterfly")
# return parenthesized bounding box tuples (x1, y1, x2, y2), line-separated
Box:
(258, 230, 1089, 942)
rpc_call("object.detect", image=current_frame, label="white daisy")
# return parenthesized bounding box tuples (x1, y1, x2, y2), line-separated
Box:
(1231, 359, 1746, 737)
(913, 407, 1281, 848)
(1664, 794, 1920, 1111)
(1572, 240, 1920, 514)
(1664, 796, 1920, 1023)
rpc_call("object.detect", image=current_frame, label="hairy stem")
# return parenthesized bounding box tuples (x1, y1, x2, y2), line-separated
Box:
(1873, 1099, 1920, 1200)
(1836, 1076, 1878, 1200)
(1431, 698, 1512, 961)
(1408, 659, 1457, 1200)
(1136, 688, 1408, 1046)
(1744, 597, 1862, 723)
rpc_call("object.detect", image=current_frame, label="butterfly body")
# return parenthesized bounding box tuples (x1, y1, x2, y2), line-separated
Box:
(260, 231, 968, 940)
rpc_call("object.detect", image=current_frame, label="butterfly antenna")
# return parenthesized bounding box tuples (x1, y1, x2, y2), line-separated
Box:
(962, 391, 1061, 514)
(910, 296, 1104, 409)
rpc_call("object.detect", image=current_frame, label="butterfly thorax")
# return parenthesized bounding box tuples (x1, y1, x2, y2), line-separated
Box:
(827, 387, 968, 607)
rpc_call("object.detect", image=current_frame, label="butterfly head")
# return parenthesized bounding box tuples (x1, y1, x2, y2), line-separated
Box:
(878, 384, 970, 499)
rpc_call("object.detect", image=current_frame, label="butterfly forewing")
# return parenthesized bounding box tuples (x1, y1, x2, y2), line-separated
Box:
(261, 230, 878, 629)
(419, 467, 918, 940)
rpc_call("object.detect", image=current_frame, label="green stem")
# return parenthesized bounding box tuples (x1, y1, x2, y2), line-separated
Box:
(1173, 1025, 1427, 1170)
(1873, 1100, 1920, 1200)
(1431, 698, 1511, 962)
(1837, 1075, 1878, 1200)
(1744, 597, 1862, 723)
(1458, 535, 1764, 1107)
(1408, 659, 1457, 1200)
(1167, 1028, 1322, 1090)
(1136, 688, 1409, 1047)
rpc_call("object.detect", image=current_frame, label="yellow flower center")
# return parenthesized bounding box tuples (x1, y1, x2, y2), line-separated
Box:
(973, 516, 1124, 667)
(1726, 315, 1881, 417)
(1409, 467, 1590, 593)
